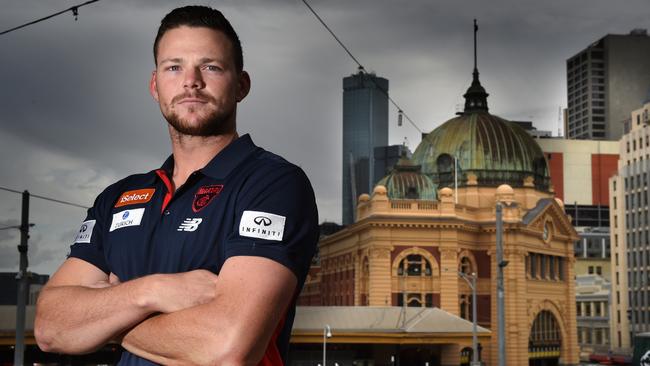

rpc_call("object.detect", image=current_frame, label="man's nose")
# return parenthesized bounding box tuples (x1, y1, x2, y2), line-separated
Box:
(183, 67, 205, 89)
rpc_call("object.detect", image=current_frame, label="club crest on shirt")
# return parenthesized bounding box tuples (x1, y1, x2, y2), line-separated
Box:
(192, 184, 223, 212)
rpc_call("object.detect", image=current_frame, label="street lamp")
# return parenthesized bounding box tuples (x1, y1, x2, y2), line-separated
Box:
(458, 271, 480, 366)
(323, 324, 332, 366)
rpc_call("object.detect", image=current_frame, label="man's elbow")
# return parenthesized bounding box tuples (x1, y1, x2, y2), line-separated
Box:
(34, 318, 56, 353)
(34, 314, 95, 355)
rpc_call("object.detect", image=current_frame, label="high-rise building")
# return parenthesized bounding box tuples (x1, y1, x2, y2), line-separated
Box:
(342, 69, 389, 225)
(566, 29, 650, 140)
(609, 100, 650, 355)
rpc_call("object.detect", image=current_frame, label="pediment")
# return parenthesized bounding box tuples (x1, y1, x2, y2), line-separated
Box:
(522, 198, 577, 241)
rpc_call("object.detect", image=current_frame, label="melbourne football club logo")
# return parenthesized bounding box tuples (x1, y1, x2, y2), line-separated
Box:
(192, 184, 223, 212)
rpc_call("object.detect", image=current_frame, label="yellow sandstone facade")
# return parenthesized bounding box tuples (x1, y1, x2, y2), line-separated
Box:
(313, 179, 579, 365)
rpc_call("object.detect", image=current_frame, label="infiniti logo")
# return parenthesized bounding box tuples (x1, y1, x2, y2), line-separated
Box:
(254, 216, 272, 226)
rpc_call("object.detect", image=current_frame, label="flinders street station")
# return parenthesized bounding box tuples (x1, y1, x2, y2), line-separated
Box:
(294, 66, 579, 366)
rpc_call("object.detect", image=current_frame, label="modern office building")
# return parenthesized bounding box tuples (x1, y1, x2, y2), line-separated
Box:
(374, 144, 411, 185)
(575, 274, 611, 361)
(609, 100, 650, 354)
(574, 227, 611, 280)
(342, 68, 389, 225)
(535, 138, 618, 231)
(566, 29, 650, 140)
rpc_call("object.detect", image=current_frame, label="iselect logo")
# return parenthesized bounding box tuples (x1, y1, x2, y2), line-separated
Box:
(110, 208, 145, 232)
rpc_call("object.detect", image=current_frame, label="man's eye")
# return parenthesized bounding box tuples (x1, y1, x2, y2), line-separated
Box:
(205, 65, 221, 72)
(167, 65, 180, 71)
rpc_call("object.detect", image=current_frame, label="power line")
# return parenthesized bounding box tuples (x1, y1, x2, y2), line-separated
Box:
(0, 186, 89, 209)
(0, 0, 102, 36)
(301, 0, 424, 134)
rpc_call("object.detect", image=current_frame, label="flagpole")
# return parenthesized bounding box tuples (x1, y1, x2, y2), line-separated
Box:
(454, 156, 458, 204)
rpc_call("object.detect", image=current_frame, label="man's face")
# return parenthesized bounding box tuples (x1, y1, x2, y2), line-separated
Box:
(150, 26, 249, 136)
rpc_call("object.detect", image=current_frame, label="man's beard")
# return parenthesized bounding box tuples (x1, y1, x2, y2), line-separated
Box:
(164, 93, 235, 137)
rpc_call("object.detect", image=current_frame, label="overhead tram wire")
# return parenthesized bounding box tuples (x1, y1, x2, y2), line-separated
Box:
(0, 0, 101, 36)
(300, 0, 424, 134)
(0, 186, 89, 209)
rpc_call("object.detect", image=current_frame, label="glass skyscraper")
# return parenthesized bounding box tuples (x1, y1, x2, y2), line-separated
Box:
(342, 70, 389, 225)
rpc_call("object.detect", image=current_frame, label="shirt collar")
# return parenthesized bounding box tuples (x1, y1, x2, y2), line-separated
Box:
(158, 134, 258, 180)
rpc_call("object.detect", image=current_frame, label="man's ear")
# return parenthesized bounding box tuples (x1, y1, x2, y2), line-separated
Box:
(236, 71, 251, 102)
(149, 70, 159, 102)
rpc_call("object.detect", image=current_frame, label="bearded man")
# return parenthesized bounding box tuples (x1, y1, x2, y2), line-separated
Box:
(34, 6, 318, 366)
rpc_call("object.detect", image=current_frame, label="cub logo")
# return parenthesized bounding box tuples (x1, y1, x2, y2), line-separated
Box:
(192, 185, 223, 212)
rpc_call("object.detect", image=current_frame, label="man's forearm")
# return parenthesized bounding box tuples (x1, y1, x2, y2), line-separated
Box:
(35, 277, 156, 354)
(122, 303, 244, 366)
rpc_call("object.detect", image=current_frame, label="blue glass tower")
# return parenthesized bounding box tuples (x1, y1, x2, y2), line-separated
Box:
(342, 69, 389, 225)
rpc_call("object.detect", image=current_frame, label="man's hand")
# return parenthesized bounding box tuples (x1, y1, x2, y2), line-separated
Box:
(121, 256, 297, 366)
(35, 260, 218, 354)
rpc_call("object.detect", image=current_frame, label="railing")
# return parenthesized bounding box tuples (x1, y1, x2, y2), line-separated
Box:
(389, 200, 439, 211)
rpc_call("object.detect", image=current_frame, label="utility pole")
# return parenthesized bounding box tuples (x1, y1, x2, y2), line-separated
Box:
(496, 202, 507, 366)
(14, 191, 30, 366)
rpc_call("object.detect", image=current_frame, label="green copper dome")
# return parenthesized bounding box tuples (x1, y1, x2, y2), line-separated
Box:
(376, 156, 437, 200)
(412, 111, 550, 191)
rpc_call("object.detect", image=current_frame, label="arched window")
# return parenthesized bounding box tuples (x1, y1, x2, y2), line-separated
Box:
(398, 254, 432, 276)
(459, 294, 473, 321)
(437, 154, 453, 173)
(459, 256, 473, 275)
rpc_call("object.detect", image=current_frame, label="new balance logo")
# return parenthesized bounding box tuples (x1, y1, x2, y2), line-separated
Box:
(177, 218, 203, 232)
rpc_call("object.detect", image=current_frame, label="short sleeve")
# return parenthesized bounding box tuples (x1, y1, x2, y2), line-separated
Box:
(225, 164, 319, 280)
(68, 192, 111, 274)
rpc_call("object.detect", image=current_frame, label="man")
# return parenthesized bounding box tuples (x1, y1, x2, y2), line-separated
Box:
(34, 6, 319, 366)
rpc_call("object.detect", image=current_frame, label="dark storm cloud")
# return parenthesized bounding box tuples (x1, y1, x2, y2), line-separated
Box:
(0, 0, 648, 274)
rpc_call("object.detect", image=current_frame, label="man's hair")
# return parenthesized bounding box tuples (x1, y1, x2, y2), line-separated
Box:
(153, 6, 243, 72)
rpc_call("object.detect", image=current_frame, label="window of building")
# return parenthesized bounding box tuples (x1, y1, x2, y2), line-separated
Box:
(585, 303, 592, 316)
(577, 302, 582, 316)
(578, 329, 583, 343)
(459, 256, 472, 275)
(588, 266, 594, 274)
(398, 254, 432, 277)
(597, 266, 602, 276)
(530, 253, 537, 278)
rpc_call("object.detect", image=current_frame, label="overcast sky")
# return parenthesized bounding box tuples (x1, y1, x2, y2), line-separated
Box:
(0, 0, 648, 275)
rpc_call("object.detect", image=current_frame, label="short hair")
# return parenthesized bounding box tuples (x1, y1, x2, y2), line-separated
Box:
(153, 6, 243, 72)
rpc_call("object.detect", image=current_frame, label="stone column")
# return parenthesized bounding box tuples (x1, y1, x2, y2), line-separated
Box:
(439, 246, 459, 315)
(368, 246, 393, 306)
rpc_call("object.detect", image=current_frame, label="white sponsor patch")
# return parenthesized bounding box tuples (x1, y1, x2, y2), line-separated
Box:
(239, 210, 285, 241)
(109, 208, 145, 232)
(74, 220, 96, 243)
(177, 218, 203, 232)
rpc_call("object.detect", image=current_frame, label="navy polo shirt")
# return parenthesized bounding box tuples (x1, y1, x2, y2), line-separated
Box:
(68, 134, 319, 365)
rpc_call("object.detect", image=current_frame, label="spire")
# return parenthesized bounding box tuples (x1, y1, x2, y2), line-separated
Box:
(463, 19, 489, 113)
